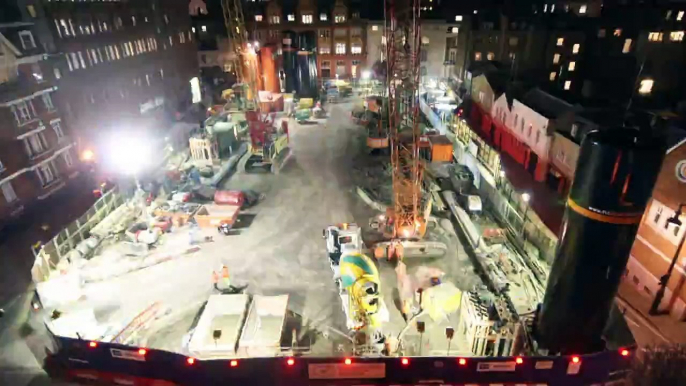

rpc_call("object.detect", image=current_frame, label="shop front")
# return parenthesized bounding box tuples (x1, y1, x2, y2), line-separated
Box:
(452, 116, 502, 179)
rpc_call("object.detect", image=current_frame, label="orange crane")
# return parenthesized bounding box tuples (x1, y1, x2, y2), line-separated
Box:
(384, 0, 426, 241)
(221, 0, 289, 173)
(221, 0, 259, 109)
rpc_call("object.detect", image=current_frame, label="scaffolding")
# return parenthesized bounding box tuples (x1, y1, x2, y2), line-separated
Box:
(385, 0, 425, 239)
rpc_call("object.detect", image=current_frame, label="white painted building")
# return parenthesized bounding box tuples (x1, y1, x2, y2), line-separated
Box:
(492, 94, 552, 160)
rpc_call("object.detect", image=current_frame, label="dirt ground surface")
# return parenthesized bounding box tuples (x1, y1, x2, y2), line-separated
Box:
(0, 98, 484, 385)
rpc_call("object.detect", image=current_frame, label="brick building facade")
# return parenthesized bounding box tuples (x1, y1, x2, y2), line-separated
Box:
(625, 140, 686, 320)
(0, 20, 77, 226)
(248, 0, 368, 83)
(0, 0, 199, 228)
(41, 0, 199, 160)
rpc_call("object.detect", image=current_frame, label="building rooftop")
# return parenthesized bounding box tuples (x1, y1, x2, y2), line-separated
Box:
(521, 88, 578, 120)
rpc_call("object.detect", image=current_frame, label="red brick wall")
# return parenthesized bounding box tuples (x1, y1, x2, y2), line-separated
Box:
(626, 143, 686, 319)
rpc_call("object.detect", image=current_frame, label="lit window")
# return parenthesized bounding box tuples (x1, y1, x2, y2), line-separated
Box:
(1, 182, 18, 203)
(372, 25, 378, 31)
(192, 27, 195, 33)
(270, 16, 280, 24)
(351, 45, 362, 54)
(622, 39, 632, 53)
(302, 14, 313, 24)
(452, 27, 458, 33)
(564, 80, 571, 90)
(455, 15, 463, 21)
(550, 72, 556, 81)
(670, 31, 684, 41)
(320, 13, 327, 21)
(568, 61, 575, 71)
(614, 29, 622, 36)
(335, 15, 346, 23)
(571, 124, 579, 137)
(335, 42, 346, 54)
(557, 37, 564, 46)
(474, 52, 482, 61)
(78, 51, 86, 68)
(63, 151, 73, 167)
(132, 16, 136, 26)
(201, 25, 207, 32)
(553, 53, 560, 64)
(11, 101, 35, 125)
(679, 11, 685, 21)
(487, 52, 494, 60)
(319, 46, 331, 54)
(649, 32, 663, 42)
(579, 5, 587, 14)
(572, 43, 580, 53)
(255, 15, 263, 22)
(18, 31, 36, 49)
(639, 79, 654, 94)
(287, 14, 295, 21)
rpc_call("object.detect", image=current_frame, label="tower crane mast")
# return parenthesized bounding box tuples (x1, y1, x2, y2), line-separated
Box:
(221, 0, 259, 109)
(385, 0, 425, 240)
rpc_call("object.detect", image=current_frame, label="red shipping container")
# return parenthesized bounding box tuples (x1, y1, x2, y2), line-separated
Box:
(214, 190, 245, 207)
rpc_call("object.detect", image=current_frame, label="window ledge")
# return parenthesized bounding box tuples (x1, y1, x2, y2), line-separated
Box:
(40, 177, 63, 190)
(17, 117, 40, 128)
(29, 148, 53, 160)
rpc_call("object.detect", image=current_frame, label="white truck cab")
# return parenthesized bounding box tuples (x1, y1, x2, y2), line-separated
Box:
(322, 223, 363, 279)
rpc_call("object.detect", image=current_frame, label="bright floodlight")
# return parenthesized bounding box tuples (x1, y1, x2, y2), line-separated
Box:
(108, 134, 151, 176)
(361, 70, 371, 79)
(82, 149, 95, 161)
(522, 193, 531, 203)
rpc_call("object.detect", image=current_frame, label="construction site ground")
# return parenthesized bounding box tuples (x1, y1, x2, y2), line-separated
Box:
(14, 97, 494, 373)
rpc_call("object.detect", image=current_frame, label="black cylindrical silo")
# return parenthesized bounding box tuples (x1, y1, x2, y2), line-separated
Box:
(295, 31, 317, 98)
(536, 128, 665, 354)
(282, 31, 298, 94)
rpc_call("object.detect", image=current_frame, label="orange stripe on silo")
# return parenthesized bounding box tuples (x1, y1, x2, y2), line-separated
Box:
(567, 198, 643, 225)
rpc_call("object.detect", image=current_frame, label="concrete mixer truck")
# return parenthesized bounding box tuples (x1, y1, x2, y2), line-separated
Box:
(323, 223, 389, 350)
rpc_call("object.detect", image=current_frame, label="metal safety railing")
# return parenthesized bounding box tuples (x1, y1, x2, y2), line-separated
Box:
(31, 187, 125, 282)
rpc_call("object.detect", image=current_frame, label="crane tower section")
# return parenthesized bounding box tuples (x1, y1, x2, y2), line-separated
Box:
(221, 0, 258, 108)
(385, 0, 425, 239)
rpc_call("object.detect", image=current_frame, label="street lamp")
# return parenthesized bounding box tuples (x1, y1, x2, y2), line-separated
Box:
(649, 204, 686, 315)
(521, 193, 531, 238)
